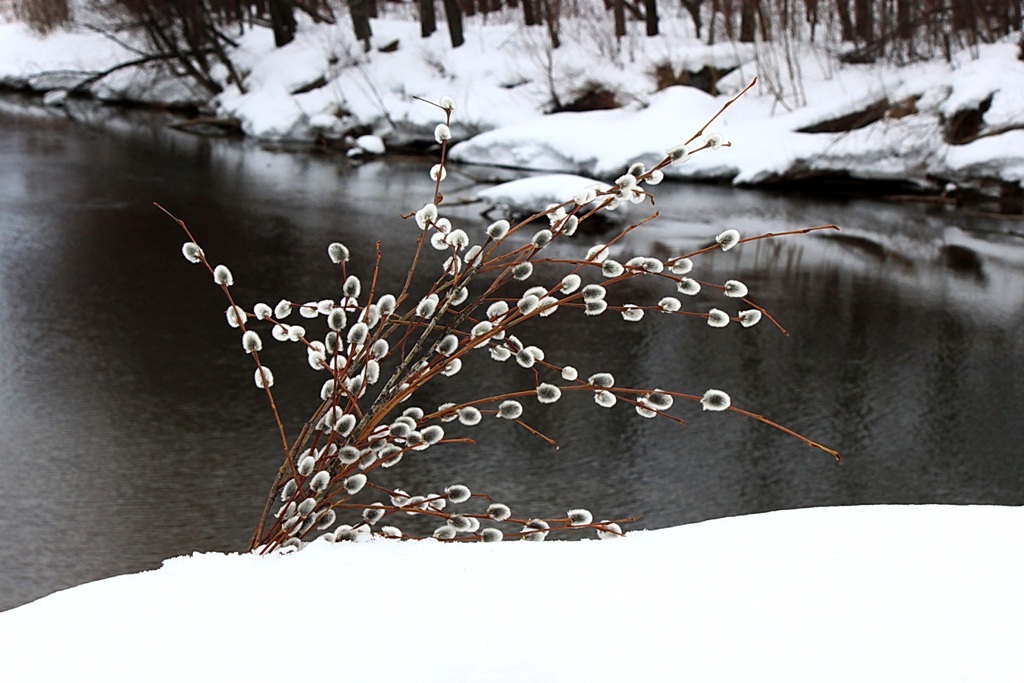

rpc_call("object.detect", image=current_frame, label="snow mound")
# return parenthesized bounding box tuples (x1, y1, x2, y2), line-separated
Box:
(0, 505, 1020, 682)
(476, 173, 606, 212)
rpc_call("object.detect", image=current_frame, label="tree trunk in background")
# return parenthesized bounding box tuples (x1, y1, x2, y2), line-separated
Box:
(420, 0, 436, 37)
(462, 0, 477, 17)
(896, 0, 911, 40)
(645, 0, 659, 35)
(443, 0, 465, 47)
(366, 0, 378, 18)
(543, 0, 561, 47)
(613, 0, 626, 37)
(268, 0, 297, 47)
(522, 0, 540, 25)
(349, 0, 372, 50)
(739, 0, 756, 42)
(681, 0, 704, 38)
(854, 0, 873, 43)
(836, 0, 855, 41)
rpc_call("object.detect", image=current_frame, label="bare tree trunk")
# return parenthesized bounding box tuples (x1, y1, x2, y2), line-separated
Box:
(613, 0, 626, 37)
(348, 0, 372, 50)
(854, 0, 873, 43)
(268, 0, 297, 47)
(836, 0, 855, 41)
(543, 0, 560, 47)
(681, 0, 704, 38)
(896, 0, 911, 39)
(522, 0, 541, 25)
(739, 0, 756, 41)
(805, 0, 819, 41)
(645, 0, 659, 35)
(443, 0, 465, 47)
(420, 0, 437, 37)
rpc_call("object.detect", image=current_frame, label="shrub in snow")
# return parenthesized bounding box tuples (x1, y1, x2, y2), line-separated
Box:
(160, 90, 838, 553)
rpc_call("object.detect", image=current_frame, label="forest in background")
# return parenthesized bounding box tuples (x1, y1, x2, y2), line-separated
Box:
(4, 1, 1023, 96)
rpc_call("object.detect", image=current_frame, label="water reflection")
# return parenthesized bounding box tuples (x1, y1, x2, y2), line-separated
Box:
(0, 97, 1022, 611)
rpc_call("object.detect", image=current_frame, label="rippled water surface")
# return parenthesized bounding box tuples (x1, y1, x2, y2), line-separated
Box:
(1, 98, 1023, 611)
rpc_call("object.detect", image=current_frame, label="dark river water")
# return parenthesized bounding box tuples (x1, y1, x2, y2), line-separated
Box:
(1, 96, 1023, 611)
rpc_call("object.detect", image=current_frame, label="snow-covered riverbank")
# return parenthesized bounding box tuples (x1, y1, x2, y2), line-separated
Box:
(2, 10, 1024, 202)
(0, 505, 1021, 681)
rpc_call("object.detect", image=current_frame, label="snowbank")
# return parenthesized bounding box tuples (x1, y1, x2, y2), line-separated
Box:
(3, 11, 1023, 193)
(0, 505, 1020, 681)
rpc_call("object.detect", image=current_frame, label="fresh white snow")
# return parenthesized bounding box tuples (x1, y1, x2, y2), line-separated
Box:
(0, 505, 1020, 681)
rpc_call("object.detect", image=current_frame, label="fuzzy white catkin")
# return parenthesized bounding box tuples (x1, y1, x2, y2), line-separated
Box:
(486, 219, 510, 240)
(568, 508, 593, 526)
(585, 300, 608, 316)
(597, 522, 623, 539)
(310, 471, 330, 493)
(497, 400, 523, 420)
(439, 95, 456, 111)
(602, 260, 625, 278)
(242, 330, 262, 354)
(667, 144, 690, 163)
(537, 383, 562, 404)
(299, 302, 318, 319)
(677, 278, 701, 296)
(437, 334, 459, 356)
(487, 503, 511, 522)
(739, 309, 763, 327)
(343, 473, 367, 495)
(588, 372, 614, 387)
(707, 308, 731, 328)
(723, 280, 749, 298)
(582, 284, 606, 302)
(225, 305, 246, 328)
(416, 294, 439, 318)
(213, 265, 233, 286)
(253, 303, 273, 320)
(445, 484, 471, 503)
(561, 366, 578, 381)
(481, 528, 503, 542)
(594, 390, 616, 407)
(422, 425, 445, 444)
(512, 262, 533, 281)
(274, 299, 292, 319)
(415, 203, 438, 230)
(531, 229, 553, 248)
(560, 274, 582, 294)
(430, 164, 447, 182)
(287, 325, 305, 342)
(458, 406, 482, 425)
(517, 294, 539, 315)
(254, 366, 274, 388)
(659, 297, 682, 312)
(669, 257, 693, 275)
(585, 244, 610, 262)
(716, 229, 741, 251)
(575, 187, 598, 205)
(701, 389, 732, 411)
(706, 132, 726, 150)
(328, 308, 347, 332)
(622, 305, 644, 322)
(272, 324, 290, 342)
(182, 242, 203, 263)
(328, 242, 350, 263)
(434, 123, 451, 143)
(377, 293, 397, 316)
